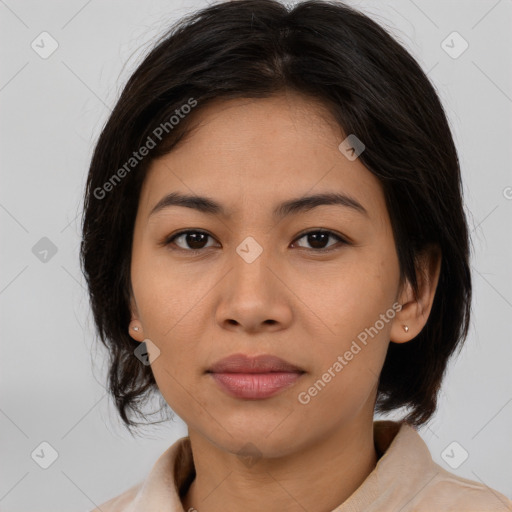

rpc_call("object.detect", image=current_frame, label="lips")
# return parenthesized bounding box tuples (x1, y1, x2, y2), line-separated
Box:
(207, 354, 305, 399)
(208, 353, 304, 374)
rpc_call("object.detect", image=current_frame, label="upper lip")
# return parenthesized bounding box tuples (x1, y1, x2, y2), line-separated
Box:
(207, 354, 305, 374)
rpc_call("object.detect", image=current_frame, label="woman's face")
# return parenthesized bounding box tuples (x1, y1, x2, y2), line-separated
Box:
(130, 93, 404, 457)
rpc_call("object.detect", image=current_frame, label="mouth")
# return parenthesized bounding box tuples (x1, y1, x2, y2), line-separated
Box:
(206, 353, 305, 400)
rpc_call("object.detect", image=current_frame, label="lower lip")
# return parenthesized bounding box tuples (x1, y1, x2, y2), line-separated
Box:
(209, 372, 303, 399)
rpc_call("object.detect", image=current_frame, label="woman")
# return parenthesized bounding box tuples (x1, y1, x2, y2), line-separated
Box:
(80, 0, 512, 510)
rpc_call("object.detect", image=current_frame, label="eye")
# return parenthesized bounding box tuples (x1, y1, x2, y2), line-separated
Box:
(164, 230, 218, 252)
(291, 230, 347, 252)
(163, 229, 348, 253)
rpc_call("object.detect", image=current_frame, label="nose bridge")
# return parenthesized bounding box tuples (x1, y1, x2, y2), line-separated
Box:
(215, 233, 292, 331)
(231, 234, 272, 295)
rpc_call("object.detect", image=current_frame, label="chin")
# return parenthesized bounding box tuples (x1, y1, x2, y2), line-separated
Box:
(196, 418, 308, 460)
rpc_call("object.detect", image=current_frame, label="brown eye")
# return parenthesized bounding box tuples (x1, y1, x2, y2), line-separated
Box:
(292, 230, 346, 251)
(164, 229, 347, 253)
(166, 230, 218, 251)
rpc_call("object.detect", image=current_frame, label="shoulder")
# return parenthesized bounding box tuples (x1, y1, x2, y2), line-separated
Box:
(414, 464, 512, 511)
(86, 436, 191, 512)
(373, 421, 512, 511)
(88, 480, 143, 512)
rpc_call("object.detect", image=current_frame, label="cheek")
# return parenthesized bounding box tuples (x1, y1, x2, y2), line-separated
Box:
(131, 245, 202, 336)
(299, 254, 397, 334)
(295, 302, 391, 419)
(131, 256, 207, 364)
(293, 252, 397, 381)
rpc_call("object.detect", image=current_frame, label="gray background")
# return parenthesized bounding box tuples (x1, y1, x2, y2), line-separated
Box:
(0, 0, 511, 510)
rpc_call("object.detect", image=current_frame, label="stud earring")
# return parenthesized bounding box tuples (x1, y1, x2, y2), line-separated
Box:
(132, 326, 140, 332)
(403, 325, 409, 333)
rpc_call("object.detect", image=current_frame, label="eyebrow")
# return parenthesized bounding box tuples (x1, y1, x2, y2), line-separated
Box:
(149, 191, 368, 219)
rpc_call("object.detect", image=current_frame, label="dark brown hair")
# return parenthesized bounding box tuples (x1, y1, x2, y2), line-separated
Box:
(80, 0, 472, 433)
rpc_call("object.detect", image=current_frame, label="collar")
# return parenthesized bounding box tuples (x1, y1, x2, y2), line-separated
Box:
(121, 420, 442, 511)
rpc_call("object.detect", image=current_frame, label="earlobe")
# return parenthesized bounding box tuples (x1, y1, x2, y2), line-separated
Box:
(390, 244, 442, 344)
(129, 321, 145, 341)
(129, 292, 145, 342)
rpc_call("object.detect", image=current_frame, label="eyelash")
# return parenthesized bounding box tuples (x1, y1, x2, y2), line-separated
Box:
(162, 229, 349, 254)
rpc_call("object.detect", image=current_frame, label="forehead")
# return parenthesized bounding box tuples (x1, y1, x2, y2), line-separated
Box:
(138, 93, 386, 224)
(171, 93, 344, 154)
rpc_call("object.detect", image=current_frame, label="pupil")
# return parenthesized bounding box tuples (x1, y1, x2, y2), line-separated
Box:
(187, 232, 207, 249)
(308, 232, 328, 249)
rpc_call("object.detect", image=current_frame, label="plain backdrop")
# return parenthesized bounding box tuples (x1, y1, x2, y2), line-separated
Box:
(0, 0, 511, 510)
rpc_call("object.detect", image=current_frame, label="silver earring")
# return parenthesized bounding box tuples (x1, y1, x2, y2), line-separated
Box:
(132, 326, 140, 332)
(403, 325, 409, 332)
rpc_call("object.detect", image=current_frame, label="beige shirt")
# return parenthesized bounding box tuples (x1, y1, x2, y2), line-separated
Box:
(93, 420, 512, 511)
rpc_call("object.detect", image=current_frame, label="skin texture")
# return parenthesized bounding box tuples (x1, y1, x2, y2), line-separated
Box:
(129, 92, 441, 512)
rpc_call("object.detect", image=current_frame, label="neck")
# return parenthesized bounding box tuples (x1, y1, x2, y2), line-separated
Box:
(182, 418, 378, 512)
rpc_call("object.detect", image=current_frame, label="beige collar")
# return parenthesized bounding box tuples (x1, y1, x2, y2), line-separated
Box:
(116, 420, 510, 512)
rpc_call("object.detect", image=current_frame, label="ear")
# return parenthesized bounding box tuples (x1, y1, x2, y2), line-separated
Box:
(129, 287, 145, 343)
(390, 244, 442, 344)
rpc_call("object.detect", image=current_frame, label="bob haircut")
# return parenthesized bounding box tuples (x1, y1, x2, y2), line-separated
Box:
(80, 0, 472, 432)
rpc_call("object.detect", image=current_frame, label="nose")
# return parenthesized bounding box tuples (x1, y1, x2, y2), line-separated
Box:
(214, 243, 293, 334)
